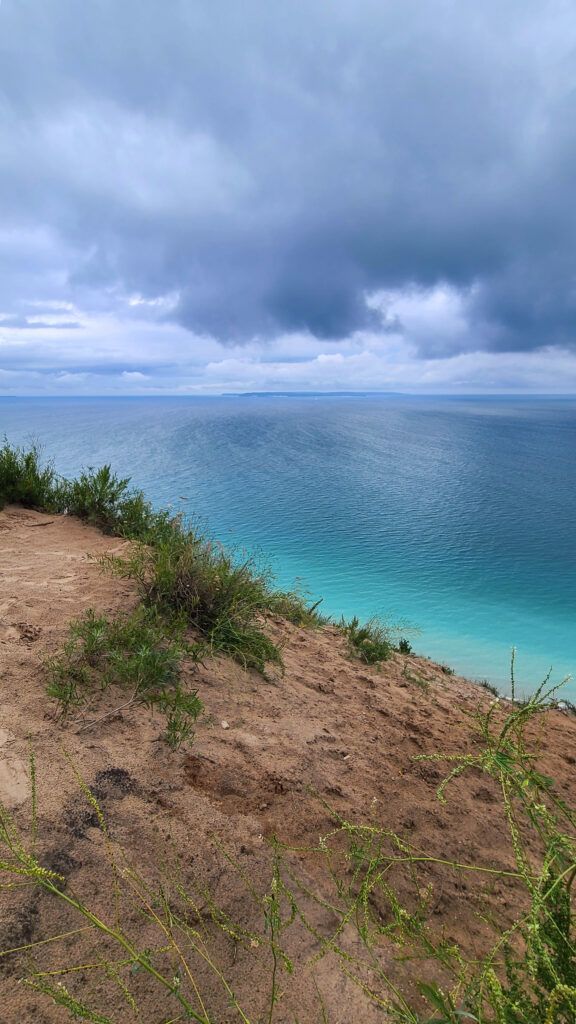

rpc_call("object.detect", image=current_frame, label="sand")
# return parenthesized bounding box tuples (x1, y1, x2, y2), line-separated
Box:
(1, 505, 575, 1023)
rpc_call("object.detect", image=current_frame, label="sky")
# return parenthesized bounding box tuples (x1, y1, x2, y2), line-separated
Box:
(2, 0, 576, 395)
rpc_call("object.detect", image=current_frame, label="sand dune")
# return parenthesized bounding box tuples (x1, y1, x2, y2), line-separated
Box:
(1, 506, 575, 1022)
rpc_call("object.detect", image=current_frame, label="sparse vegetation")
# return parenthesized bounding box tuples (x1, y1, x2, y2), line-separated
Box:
(2, 674, 575, 1022)
(98, 538, 319, 674)
(401, 661, 430, 693)
(339, 615, 416, 665)
(45, 607, 204, 747)
(339, 614, 393, 664)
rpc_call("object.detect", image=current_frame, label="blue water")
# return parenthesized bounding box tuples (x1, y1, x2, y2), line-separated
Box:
(1, 395, 575, 697)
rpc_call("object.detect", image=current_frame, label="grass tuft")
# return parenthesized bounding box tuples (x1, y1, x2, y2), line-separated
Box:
(45, 607, 204, 748)
(338, 615, 393, 665)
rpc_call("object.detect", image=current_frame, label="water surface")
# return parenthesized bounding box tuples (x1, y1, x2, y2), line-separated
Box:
(2, 395, 574, 697)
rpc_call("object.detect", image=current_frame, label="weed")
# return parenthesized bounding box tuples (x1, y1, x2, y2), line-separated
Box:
(403, 669, 576, 1023)
(63, 464, 132, 528)
(45, 607, 204, 748)
(398, 638, 413, 655)
(339, 615, 393, 665)
(100, 538, 293, 673)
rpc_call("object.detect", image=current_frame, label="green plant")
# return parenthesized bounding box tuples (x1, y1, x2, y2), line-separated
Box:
(100, 537, 293, 674)
(61, 465, 178, 542)
(339, 615, 393, 665)
(45, 607, 204, 748)
(63, 464, 132, 527)
(402, 672, 576, 1023)
(398, 638, 413, 655)
(0, 439, 62, 511)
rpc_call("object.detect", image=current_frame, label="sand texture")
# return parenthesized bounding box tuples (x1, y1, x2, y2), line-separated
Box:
(1, 505, 575, 1023)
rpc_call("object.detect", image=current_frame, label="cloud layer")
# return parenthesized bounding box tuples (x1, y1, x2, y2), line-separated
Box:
(1, 0, 576, 392)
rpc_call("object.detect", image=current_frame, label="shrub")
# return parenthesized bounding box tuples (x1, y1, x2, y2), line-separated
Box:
(61, 464, 179, 542)
(62, 464, 132, 530)
(477, 678, 500, 697)
(0, 440, 62, 511)
(100, 537, 288, 673)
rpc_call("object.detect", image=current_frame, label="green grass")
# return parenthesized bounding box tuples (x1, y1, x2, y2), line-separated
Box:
(45, 606, 204, 748)
(99, 538, 305, 674)
(338, 615, 394, 664)
(338, 615, 414, 665)
(477, 678, 500, 698)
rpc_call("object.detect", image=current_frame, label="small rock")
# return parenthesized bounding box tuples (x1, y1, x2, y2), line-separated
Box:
(221, 721, 230, 730)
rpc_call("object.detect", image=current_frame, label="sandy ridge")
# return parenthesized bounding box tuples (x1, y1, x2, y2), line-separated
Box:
(1, 506, 575, 1022)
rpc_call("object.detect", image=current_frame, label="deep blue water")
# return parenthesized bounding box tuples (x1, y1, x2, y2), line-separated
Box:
(1, 395, 575, 697)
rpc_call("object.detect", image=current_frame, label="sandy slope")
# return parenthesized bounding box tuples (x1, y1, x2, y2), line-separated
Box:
(1, 506, 575, 1023)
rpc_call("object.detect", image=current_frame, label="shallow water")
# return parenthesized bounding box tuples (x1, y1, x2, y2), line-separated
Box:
(2, 394, 575, 697)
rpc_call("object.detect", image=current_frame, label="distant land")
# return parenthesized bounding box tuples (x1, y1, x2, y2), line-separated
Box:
(221, 391, 404, 398)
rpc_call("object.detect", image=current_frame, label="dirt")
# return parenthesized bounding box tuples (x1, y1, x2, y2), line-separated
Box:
(1, 505, 575, 1023)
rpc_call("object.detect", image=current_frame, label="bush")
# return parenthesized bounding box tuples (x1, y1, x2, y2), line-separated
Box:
(0, 440, 62, 511)
(62, 465, 132, 530)
(100, 536, 289, 673)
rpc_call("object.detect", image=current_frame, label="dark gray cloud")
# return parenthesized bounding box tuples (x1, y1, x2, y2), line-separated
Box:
(1, 0, 576, 354)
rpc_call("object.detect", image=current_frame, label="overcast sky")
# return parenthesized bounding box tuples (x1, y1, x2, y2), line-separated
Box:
(2, 0, 576, 394)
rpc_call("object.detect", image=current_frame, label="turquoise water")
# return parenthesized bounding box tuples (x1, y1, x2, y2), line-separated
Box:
(1, 395, 575, 697)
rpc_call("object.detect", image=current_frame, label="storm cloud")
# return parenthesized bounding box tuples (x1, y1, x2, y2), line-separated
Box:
(1, 0, 576, 391)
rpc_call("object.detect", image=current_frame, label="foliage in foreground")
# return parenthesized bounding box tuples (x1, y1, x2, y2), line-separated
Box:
(2, 672, 575, 1022)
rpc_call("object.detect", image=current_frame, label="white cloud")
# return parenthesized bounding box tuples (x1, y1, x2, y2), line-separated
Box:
(0, 284, 574, 396)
